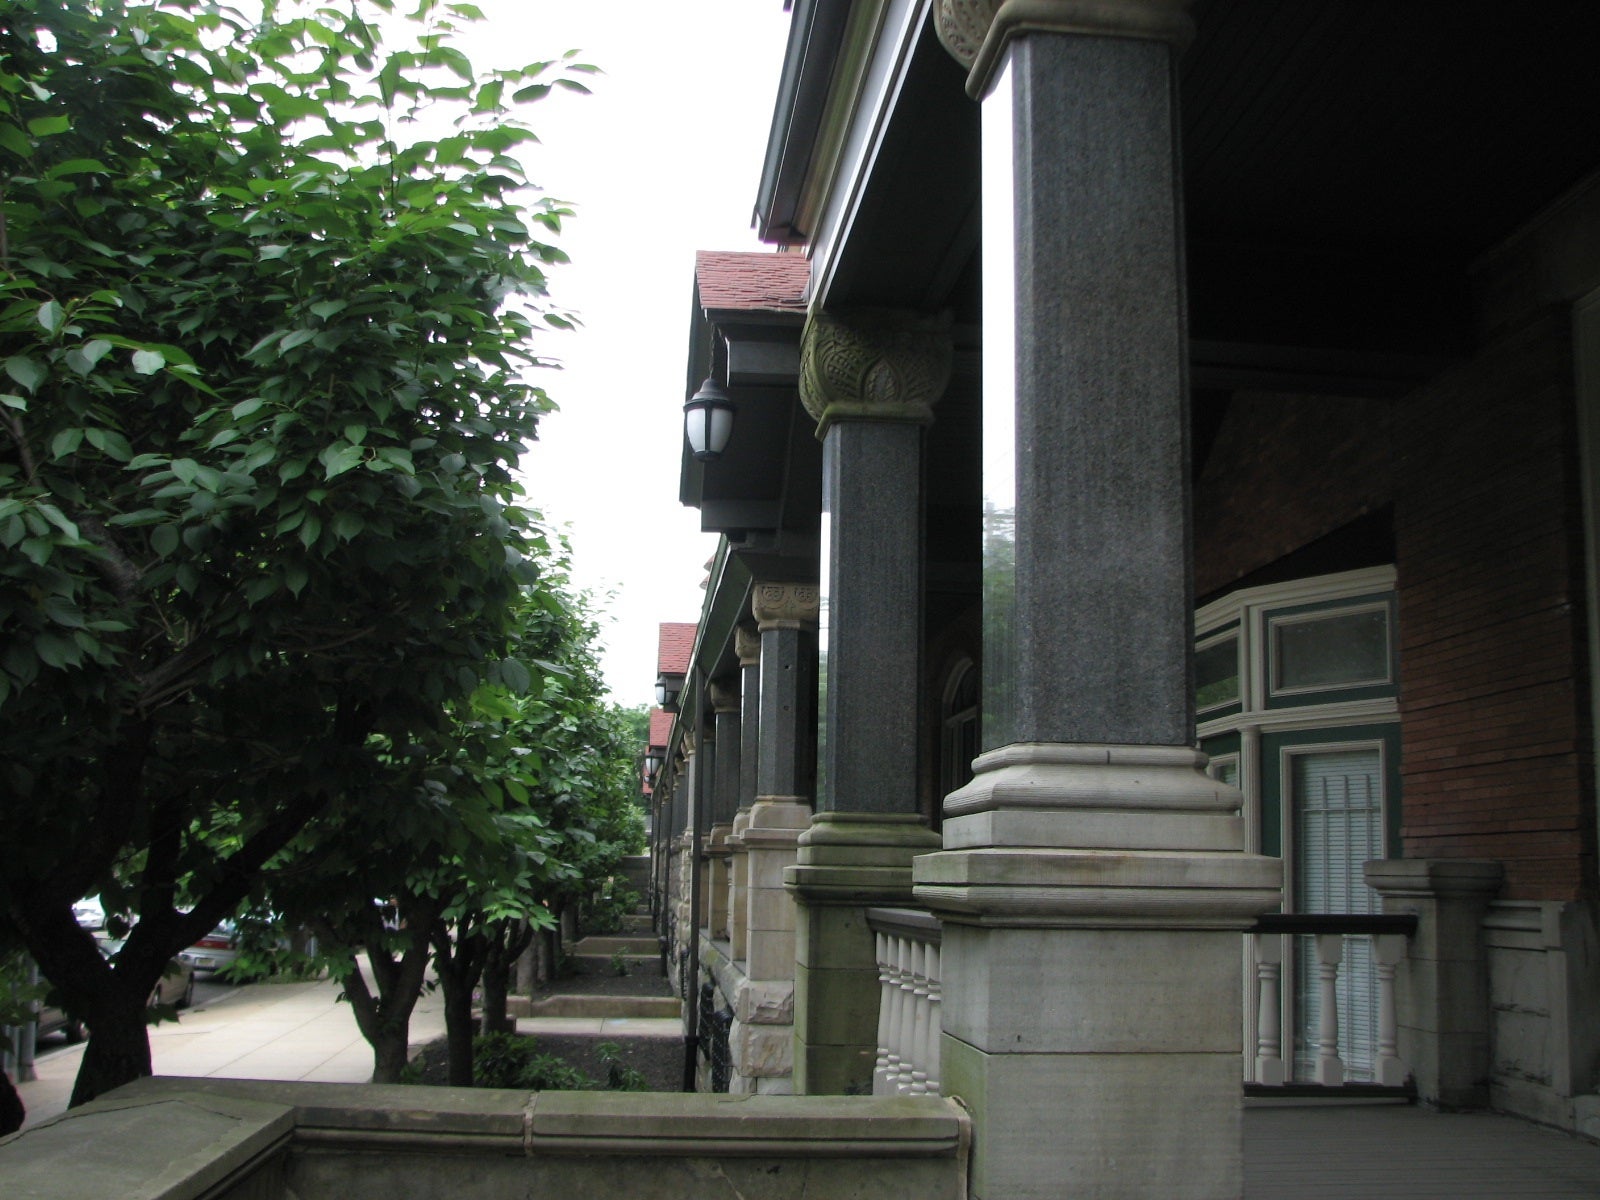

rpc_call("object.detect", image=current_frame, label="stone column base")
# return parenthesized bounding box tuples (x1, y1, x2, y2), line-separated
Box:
(727, 807, 752, 962)
(916, 742, 1281, 1200)
(706, 822, 733, 939)
(742, 798, 811, 983)
(786, 812, 942, 1095)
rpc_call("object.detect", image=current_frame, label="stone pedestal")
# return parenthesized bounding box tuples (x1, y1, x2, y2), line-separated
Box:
(787, 813, 942, 1094)
(727, 808, 752, 961)
(917, 746, 1280, 1200)
(788, 305, 952, 1095)
(1366, 858, 1503, 1109)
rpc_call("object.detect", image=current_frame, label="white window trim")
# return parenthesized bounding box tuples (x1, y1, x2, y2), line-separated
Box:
(1195, 627, 1243, 715)
(1265, 599, 1395, 699)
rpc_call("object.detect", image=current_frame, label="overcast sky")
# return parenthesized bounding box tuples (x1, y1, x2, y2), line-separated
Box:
(446, 2, 794, 706)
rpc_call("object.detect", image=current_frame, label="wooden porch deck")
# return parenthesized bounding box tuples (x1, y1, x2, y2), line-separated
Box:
(1244, 1100, 1600, 1199)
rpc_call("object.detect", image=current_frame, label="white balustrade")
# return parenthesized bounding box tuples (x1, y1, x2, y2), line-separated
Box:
(1246, 915, 1416, 1091)
(868, 909, 942, 1098)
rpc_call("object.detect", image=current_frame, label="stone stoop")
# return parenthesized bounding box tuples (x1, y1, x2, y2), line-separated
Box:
(570, 934, 659, 957)
(510, 994, 682, 1020)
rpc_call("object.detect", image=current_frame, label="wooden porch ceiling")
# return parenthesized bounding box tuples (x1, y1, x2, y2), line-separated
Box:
(814, 0, 1600, 384)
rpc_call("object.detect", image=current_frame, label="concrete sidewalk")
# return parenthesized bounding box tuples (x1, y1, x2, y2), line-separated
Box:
(14, 972, 446, 1130)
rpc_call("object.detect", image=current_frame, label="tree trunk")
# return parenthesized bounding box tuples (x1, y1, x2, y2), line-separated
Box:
(326, 899, 437, 1085)
(442, 984, 476, 1086)
(69, 996, 152, 1107)
(432, 916, 488, 1088)
(480, 918, 534, 1035)
(479, 959, 512, 1036)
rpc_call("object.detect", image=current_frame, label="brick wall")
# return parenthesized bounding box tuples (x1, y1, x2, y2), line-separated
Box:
(1193, 392, 1394, 598)
(1393, 311, 1595, 901)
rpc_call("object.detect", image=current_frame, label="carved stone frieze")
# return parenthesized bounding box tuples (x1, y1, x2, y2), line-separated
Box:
(751, 582, 820, 632)
(936, 0, 1194, 97)
(735, 624, 762, 666)
(799, 308, 952, 438)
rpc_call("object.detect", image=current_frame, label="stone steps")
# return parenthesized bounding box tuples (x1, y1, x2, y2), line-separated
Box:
(514, 994, 682, 1020)
(571, 934, 658, 957)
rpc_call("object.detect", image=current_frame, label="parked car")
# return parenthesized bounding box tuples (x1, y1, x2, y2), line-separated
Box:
(96, 935, 198, 1011)
(185, 922, 240, 977)
(32, 938, 197, 1042)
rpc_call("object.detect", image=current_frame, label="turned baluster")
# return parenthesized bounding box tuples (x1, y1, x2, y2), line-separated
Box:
(1254, 933, 1285, 1086)
(1314, 933, 1346, 1085)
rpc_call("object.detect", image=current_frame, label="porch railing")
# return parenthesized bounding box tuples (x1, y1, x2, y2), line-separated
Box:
(866, 907, 941, 1098)
(1245, 913, 1418, 1096)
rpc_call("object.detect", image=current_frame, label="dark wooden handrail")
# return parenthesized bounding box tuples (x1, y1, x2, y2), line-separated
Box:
(1251, 913, 1418, 937)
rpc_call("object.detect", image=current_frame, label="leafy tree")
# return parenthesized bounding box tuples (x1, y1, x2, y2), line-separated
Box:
(0, 0, 586, 1105)
(265, 577, 646, 1086)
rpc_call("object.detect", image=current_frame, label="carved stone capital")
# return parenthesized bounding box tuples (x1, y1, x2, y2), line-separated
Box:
(735, 624, 761, 667)
(936, 0, 1193, 98)
(799, 308, 952, 438)
(709, 679, 741, 714)
(751, 582, 820, 632)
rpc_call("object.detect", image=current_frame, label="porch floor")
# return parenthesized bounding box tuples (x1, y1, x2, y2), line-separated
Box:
(1243, 1100, 1600, 1199)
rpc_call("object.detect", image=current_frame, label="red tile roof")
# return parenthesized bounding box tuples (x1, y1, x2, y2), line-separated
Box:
(648, 707, 672, 749)
(695, 250, 809, 313)
(657, 621, 696, 675)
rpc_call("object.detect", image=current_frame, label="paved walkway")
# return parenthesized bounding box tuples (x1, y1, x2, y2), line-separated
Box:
(14, 973, 446, 1130)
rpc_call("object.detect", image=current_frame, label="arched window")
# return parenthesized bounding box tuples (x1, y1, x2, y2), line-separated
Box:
(940, 657, 980, 803)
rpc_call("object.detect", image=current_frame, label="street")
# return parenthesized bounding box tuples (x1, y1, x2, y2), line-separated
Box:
(13, 971, 446, 1131)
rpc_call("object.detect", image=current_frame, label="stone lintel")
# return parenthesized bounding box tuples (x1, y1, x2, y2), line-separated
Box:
(915, 847, 1281, 929)
(936, 0, 1194, 98)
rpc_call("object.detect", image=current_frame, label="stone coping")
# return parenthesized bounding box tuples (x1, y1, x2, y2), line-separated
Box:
(3, 1077, 968, 1171)
(522, 994, 682, 1019)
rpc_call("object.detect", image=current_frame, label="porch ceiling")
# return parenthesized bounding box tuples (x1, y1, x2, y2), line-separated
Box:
(800, 0, 1600, 381)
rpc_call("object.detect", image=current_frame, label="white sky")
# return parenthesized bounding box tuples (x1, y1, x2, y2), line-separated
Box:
(448, 2, 794, 706)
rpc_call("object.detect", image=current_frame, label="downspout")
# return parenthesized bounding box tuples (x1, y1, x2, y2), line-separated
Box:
(682, 667, 706, 1092)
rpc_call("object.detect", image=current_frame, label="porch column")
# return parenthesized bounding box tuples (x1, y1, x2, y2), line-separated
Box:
(917, 4, 1280, 1198)
(1366, 859, 1503, 1109)
(672, 748, 695, 991)
(730, 582, 819, 1096)
(727, 626, 762, 961)
(705, 679, 742, 939)
(785, 308, 952, 1095)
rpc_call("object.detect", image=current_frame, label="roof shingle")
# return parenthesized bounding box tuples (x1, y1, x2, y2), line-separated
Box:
(695, 250, 809, 313)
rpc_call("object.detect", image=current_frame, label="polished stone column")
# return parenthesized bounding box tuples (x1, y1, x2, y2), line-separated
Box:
(731, 583, 819, 1096)
(705, 679, 742, 939)
(727, 626, 762, 962)
(786, 308, 951, 1095)
(915, 4, 1280, 1197)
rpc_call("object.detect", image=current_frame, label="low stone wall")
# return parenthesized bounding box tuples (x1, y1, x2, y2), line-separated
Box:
(1484, 900, 1600, 1136)
(0, 1077, 970, 1200)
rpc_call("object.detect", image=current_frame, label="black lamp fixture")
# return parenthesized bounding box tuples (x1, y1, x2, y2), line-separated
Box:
(644, 749, 664, 777)
(655, 672, 684, 711)
(684, 376, 735, 462)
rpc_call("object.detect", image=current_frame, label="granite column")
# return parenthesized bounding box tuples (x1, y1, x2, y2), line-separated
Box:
(730, 583, 819, 1095)
(915, 4, 1280, 1196)
(785, 308, 952, 1095)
